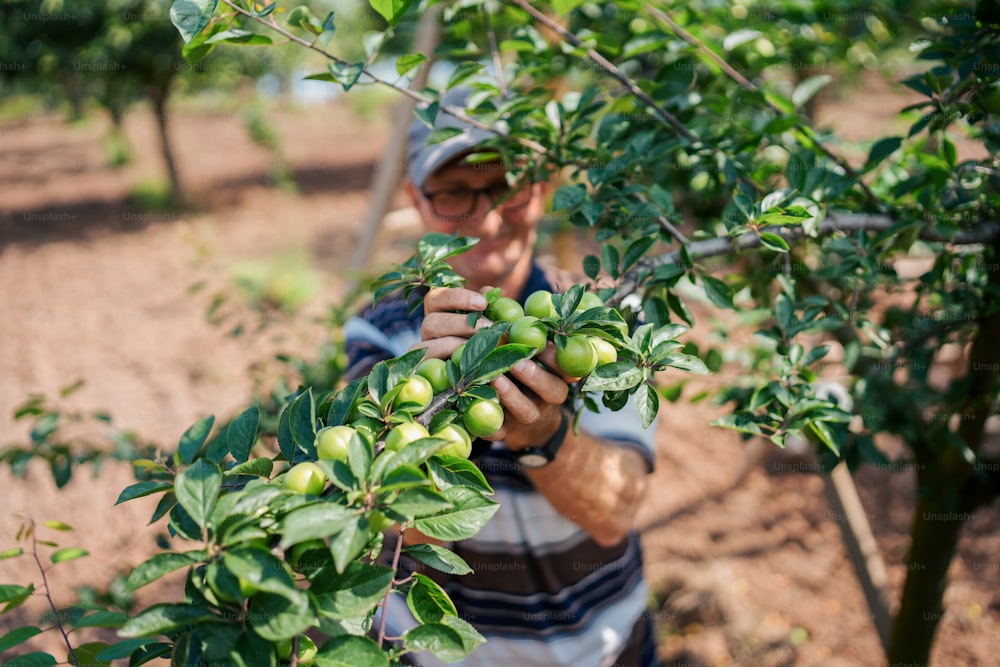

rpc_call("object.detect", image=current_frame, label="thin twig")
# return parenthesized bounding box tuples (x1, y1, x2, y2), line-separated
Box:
(31, 521, 81, 667)
(644, 5, 886, 212)
(632, 192, 690, 245)
(377, 526, 407, 648)
(506, 0, 696, 142)
(218, 0, 547, 155)
(483, 8, 508, 98)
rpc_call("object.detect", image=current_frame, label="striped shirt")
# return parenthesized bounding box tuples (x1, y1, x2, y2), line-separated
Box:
(344, 261, 659, 667)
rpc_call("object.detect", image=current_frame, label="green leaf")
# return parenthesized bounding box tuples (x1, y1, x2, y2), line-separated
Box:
(314, 634, 388, 667)
(94, 638, 157, 661)
(403, 544, 473, 575)
(224, 547, 302, 601)
(0, 626, 43, 653)
(701, 275, 734, 309)
(287, 5, 323, 34)
(288, 388, 318, 462)
(403, 623, 467, 662)
(414, 487, 499, 541)
(391, 488, 454, 518)
(758, 232, 790, 252)
(248, 592, 314, 642)
(330, 515, 370, 574)
(0, 652, 56, 667)
(808, 421, 840, 455)
(622, 237, 655, 273)
(68, 642, 110, 667)
(169, 0, 219, 43)
(582, 363, 643, 391)
(204, 29, 272, 45)
(426, 456, 493, 494)
(312, 562, 394, 620)
(0, 548, 22, 560)
(50, 547, 88, 564)
(712, 411, 765, 436)
(119, 604, 216, 638)
(226, 457, 272, 478)
(635, 383, 659, 430)
(471, 344, 535, 383)
(72, 610, 132, 629)
(41, 520, 72, 531)
(775, 293, 794, 332)
(225, 406, 260, 463)
(278, 503, 356, 548)
(115, 481, 173, 506)
(126, 550, 206, 591)
(407, 573, 457, 623)
(659, 354, 709, 375)
(396, 53, 428, 77)
(368, 0, 414, 26)
(174, 459, 221, 533)
(447, 62, 486, 89)
(552, 184, 586, 211)
(864, 136, 902, 171)
(440, 614, 486, 655)
(327, 378, 365, 428)
(178, 415, 214, 464)
(329, 61, 365, 92)
(792, 75, 832, 108)
(0, 584, 33, 612)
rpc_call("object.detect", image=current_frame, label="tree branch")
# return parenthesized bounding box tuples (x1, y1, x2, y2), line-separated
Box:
(609, 213, 1000, 306)
(482, 8, 508, 98)
(218, 0, 547, 155)
(377, 526, 407, 648)
(31, 521, 81, 667)
(644, 5, 885, 212)
(505, 0, 696, 143)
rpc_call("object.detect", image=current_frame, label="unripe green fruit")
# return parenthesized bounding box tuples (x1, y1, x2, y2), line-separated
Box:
(434, 423, 473, 458)
(385, 422, 430, 452)
(591, 337, 618, 366)
(508, 316, 547, 355)
(525, 290, 557, 318)
(486, 296, 525, 323)
(416, 358, 451, 393)
(395, 375, 434, 410)
(316, 425, 356, 461)
(369, 510, 394, 533)
(284, 462, 326, 496)
(556, 335, 599, 377)
(277, 635, 317, 664)
(464, 399, 504, 438)
(576, 291, 604, 313)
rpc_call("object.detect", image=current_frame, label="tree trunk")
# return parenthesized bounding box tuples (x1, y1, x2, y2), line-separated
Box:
(886, 492, 966, 665)
(888, 240, 1000, 665)
(150, 84, 182, 205)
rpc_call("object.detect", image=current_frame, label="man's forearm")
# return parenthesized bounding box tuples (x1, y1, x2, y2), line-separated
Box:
(524, 427, 649, 547)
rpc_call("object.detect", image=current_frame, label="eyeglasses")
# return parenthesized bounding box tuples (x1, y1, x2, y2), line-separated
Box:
(420, 181, 533, 220)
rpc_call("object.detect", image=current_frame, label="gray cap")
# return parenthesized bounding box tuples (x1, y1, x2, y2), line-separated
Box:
(407, 87, 500, 189)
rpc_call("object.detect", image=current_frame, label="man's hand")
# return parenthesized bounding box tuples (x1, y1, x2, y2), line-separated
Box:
(411, 286, 573, 450)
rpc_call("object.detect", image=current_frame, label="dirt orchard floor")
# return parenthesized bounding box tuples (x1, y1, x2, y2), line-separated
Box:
(1, 76, 998, 666)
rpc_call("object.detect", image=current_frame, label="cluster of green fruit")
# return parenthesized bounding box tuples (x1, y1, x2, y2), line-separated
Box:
(485, 288, 619, 377)
(282, 286, 624, 498)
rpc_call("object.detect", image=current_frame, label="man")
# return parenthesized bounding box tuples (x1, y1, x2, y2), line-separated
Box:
(344, 87, 659, 667)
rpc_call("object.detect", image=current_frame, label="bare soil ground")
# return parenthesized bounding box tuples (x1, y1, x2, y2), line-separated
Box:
(1, 79, 998, 666)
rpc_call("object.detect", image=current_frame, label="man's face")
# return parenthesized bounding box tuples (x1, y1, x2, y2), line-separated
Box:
(407, 156, 545, 292)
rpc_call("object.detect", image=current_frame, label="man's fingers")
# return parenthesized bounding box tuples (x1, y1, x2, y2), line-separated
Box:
(422, 312, 478, 339)
(491, 375, 541, 424)
(425, 287, 488, 314)
(507, 359, 569, 405)
(410, 336, 466, 360)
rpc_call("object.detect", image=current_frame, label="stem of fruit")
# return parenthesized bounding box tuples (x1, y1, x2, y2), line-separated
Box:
(377, 526, 407, 648)
(30, 521, 81, 667)
(416, 389, 458, 429)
